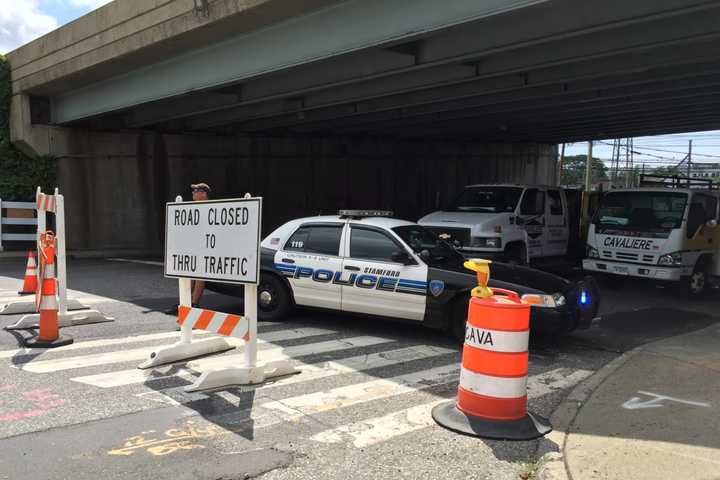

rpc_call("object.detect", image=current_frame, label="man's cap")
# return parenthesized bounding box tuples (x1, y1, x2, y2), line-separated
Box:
(190, 182, 211, 192)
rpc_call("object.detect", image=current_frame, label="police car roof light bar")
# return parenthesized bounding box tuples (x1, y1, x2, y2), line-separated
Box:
(338, 210, 394, 219)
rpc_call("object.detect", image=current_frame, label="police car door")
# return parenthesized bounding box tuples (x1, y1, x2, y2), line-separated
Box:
(276, 223, 344, 310)
(340, 225, 427, 321)
(518, 188, 546, 258)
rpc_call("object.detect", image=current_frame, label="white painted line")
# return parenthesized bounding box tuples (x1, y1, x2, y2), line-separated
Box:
(123, 345, 454, 401)
(72, 336, 401, 388)
(261, 363, 459, 416)
(21, 327, 336, 373)
(310, 367, 594, 448)
(107, 258, 164, 266)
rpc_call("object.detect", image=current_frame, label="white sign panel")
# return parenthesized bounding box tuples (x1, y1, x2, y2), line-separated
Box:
(165, 197, 262, 284)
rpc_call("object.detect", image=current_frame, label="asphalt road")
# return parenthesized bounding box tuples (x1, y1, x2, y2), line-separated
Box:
(0, 258, 717, 480)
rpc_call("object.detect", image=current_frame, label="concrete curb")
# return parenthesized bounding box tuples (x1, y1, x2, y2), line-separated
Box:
(535, 347, 644, 480)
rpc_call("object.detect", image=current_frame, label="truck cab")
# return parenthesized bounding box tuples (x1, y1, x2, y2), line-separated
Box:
(418, 184, 570, 264)
(583, 177, 720, 296)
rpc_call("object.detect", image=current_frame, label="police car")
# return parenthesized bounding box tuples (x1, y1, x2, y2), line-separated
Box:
(209, 211, 598, 340)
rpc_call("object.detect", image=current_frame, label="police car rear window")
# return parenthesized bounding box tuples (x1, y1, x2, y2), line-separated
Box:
(285, 225, 342, 256)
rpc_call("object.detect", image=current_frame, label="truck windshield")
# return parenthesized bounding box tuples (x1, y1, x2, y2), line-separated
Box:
(593, 191, 688, 233)
(446, 187, 523, 213)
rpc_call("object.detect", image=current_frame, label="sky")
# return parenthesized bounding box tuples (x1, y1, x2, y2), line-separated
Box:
(1, 0, 720, 166)
(0, 0, 112, 54)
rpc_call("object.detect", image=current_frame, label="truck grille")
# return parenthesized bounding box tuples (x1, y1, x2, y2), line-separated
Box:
(425, 227, 471, 247)
(601, 250, 657, 264)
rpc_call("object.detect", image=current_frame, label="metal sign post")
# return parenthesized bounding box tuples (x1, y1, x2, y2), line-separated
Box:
(141, 194, 295, 391)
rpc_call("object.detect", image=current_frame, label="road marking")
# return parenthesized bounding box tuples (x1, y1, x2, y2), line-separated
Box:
(134, 345, 456, 405)
(310, 367, 594, 448)
(75, 336, 400, 388)
(261, 363, 459, 416)
(622, 390, 711, 410)
(20, 327, 336, 373)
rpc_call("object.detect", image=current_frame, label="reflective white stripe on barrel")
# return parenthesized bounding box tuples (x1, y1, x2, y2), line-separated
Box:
(464, 325, 529, 353)
(459, 367, 527, 399)
(44, 264, 55, 278)
(39, 294, 58, 310)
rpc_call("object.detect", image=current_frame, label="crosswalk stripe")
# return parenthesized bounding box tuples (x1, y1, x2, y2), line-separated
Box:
(309, 368, 593, 448)
(73, 336, 401, 388)
(261, 363, 459, 416)
(0, 322, 287, 360)
(133, 345, 456, 405)
(20, 327, 336, 373)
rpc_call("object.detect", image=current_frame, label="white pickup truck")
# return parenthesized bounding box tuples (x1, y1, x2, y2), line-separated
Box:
(418, 184, 570, 264)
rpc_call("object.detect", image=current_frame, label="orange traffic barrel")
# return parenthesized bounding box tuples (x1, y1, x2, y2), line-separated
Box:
(23, 232, 73, 348)
(18, 250, 38, 295)
(432, 259, 551, 440)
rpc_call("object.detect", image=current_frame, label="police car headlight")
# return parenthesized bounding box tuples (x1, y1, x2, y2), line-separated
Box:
(586, 245, 599, 259)
(521, 293, 557, 308)
(552, 293, 566, 307)
(658, 252, 682, 266)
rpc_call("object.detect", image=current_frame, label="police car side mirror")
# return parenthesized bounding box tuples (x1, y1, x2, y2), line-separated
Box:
(391, 251, 413, 265)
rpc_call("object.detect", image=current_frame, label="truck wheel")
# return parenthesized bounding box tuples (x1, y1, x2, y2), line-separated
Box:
(679, 263, 708, 298)
(257, 274, 293, 321)
(505, 244, 527, 266)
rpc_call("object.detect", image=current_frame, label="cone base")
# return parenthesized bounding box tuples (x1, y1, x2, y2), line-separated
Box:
(431, 401, 551, 441)
(22, 335, 74, 348)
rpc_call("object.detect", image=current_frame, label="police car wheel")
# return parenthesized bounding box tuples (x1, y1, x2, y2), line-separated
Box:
(257, 275, 292, 321)
(450, 297, 469, 345)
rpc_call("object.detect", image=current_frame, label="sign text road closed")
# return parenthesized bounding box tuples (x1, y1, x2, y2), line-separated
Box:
(164, 198, 262, 284)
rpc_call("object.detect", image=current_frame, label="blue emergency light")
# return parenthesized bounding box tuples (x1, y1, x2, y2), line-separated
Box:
(580, 290, 588, 305)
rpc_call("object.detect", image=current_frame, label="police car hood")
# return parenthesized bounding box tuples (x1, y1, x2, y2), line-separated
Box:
(430, 257, 571, 295)
(419, 210, 507, 229)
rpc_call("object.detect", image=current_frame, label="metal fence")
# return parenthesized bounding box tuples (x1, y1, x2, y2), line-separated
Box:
(0, 199, 37, 251)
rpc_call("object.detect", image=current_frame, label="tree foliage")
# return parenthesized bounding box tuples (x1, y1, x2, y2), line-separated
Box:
(560, 155, 609, 186)
(0, 55, 56, 201)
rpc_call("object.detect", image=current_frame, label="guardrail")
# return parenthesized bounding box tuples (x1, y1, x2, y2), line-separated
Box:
(0, 199, 37, 251)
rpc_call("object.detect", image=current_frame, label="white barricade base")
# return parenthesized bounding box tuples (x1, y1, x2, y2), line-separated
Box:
(138, 337, 234, 369)
(185, 359, 298, 392)
(5, 309, 113, 330)
(0, 298, 89, 316)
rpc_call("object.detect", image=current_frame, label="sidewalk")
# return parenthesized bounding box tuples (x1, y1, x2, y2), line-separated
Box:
(553, 322, 720, 480)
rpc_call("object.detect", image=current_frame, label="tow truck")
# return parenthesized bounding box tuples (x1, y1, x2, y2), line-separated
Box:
(583, 175, 720, 296)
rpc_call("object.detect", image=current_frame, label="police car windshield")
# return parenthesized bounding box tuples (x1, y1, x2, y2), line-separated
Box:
(446, 186, 522, 213)
(392, 225, 460, 263)
(593, 191, 688, 231)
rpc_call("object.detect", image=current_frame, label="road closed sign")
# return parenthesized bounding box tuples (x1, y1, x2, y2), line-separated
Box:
(164, 197, 262, 284)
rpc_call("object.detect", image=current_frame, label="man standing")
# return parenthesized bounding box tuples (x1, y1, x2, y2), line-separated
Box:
(165, 182, 211, 315)
(188, 182, 211, 307)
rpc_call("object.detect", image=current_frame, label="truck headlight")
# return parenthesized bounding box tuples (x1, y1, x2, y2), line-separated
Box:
(586, 245, 599, 258)
(521, 293, 557, 308)
(470, 237, 501, 248)
(658, 252, 682, 266)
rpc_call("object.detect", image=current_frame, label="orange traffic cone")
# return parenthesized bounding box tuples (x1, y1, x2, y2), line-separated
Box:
(23, 233, 72, 348)
(18, 250, 38, 295)
(432, 259, 551, 440)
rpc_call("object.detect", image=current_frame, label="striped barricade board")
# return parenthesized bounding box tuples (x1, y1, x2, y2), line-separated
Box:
(177, 306, 249, 341)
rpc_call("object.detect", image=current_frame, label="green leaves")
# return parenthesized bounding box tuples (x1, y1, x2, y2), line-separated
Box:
(0, 55, 56, 201)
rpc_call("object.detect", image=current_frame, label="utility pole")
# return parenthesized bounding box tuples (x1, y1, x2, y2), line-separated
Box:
(687, 140, 693, 185)
(558, 143, 565, 186)
(585, 141, 593, 193)
(625, 138, 631, 188)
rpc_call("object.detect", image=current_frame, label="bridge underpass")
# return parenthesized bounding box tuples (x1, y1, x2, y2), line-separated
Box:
(7, 0, 720, 251)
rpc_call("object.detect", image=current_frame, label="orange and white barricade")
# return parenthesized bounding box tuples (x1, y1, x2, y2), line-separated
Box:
(17, 250, 38, 295)
(4, 187, 112, 326)
(432, 259, 551, 440)
(22, 232, 73, 347)
(139, 194, 296, 392)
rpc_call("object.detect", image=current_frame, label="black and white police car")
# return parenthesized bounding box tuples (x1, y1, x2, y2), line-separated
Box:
(209, 211, 599, 340)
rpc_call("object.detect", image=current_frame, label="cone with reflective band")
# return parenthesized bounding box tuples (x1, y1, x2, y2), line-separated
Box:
(432, 259, 551, 440)
(18, 251, 38, 294)
(23, 233, 72, 348)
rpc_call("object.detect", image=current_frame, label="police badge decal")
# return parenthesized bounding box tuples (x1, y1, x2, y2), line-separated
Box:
(429, 280, 445, 297)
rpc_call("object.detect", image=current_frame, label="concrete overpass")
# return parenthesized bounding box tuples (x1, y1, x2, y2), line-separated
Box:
(7, 0, 720, 251)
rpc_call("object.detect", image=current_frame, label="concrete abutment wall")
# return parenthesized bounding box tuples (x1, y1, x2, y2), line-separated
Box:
(53, 129, 557, 252)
